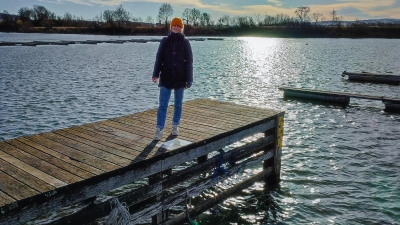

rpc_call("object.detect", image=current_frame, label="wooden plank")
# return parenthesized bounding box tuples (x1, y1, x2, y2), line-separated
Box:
(24, 134, 119, 172)
(0, 191, 15, 206)
(115, 106, 254, 138)
(15, 138, 101, 176)
(0, 142, 82, 184)
(126, 104, 260, 127)
(116, 115, 225, 139)
(181, 107, 259, 126)
(85, 121, 156, 144)
(114, 106, 259, 141)
(0, 158, 54, 193)
(0, 170, 39, 200)
(186, 99, 277, 117)
(55, 129, 141, 161)
(0, 149, 67, 188)
(41, 132, 131, 166)
(68, 126, 149, 154)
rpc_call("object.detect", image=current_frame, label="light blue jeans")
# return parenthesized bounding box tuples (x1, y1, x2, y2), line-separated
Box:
(156, 86, 184, 130)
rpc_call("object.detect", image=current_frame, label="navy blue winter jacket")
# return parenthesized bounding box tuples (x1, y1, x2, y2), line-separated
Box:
(152, 32, 193, 89)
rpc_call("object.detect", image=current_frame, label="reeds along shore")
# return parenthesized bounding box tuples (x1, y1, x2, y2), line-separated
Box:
(1, 25, 400, 38)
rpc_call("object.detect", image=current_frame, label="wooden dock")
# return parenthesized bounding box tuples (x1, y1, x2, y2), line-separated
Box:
(280, 87, 400, 112)
(341, 71, 400, 84)
(0, 98, 284, 225)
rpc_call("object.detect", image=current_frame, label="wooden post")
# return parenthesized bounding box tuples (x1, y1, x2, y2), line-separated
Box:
(149, 172, 168, 225)
(264, 115, 284, 185)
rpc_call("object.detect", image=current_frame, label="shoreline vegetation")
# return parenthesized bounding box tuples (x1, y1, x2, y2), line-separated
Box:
(2, 25, 399, 38)
(1, 4, 400, 38)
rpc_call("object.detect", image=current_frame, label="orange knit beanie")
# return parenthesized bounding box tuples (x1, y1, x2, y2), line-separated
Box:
(170, 17, 184, 29)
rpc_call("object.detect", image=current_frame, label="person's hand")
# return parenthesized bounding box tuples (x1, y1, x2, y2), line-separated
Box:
(152, 77, 158, 83)
(186, 82, 192, 89)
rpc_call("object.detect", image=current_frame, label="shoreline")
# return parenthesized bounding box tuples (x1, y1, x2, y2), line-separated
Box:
(1, 25, 400, 38)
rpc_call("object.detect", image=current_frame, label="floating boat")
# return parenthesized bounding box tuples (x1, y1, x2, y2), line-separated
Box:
(341, 71, 400, 84)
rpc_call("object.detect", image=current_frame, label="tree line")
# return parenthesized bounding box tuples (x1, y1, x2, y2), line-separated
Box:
(0, 4, 348, 29)
(1, 4, 399, 37)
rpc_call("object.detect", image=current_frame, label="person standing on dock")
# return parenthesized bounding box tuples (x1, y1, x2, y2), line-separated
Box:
(152, 17, 193, 141)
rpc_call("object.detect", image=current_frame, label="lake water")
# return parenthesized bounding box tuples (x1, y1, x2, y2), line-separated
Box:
(1, 33, 399, 225)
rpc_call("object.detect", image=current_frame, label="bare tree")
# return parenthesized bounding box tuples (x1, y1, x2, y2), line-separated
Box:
(146, 16, 154, 24)
(254, 13, 261, 26)
(132, 17, 142, 22)
(182, 8, 190, 25)
(93, 12, 103, 24)
(200, 12, 211, 26)
(190, 8, 201, 26)
(294, 6, 310, 24)
(157, 3, 173, 28)
(221, 15, 230, 26)
(311, 12, 324, 26)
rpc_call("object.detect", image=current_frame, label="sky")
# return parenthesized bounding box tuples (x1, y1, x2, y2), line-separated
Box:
(1, 0, 400, 22)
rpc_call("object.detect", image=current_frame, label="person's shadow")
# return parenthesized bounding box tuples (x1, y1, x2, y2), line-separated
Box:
(131, 134, 178, 164)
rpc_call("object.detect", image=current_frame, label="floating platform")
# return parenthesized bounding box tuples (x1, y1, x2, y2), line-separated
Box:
(206, 38, 225, 40)
(0, 98, 284, 224)
(341, 71, 400, 84)
(280, 87, 400, 112)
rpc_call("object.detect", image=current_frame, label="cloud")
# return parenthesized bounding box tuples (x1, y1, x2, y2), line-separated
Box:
(267, 0, 282, 7)
(308, 0, 398, 19)
(39, 0, 63, 4)
(56, 0, 400, 20)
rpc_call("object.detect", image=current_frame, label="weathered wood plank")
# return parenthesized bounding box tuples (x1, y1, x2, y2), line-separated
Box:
(0, 170, 39, 200)
(82, 122, 164, 159)
(25, 134, 118, 172)
(0, 149, 67, 188)
(54, 129, 140, 161)
(0, 142, 81, 184)
(41, 132, 131, 166)
(16, 137, 101, 176)
(117, 115, 224, 139)
(84, 121, 158, 146)
(0, 191, 15, 206)
(0, 158, 55, 193)
(186, 99, 277, 117)
(68, 126, 149, 154)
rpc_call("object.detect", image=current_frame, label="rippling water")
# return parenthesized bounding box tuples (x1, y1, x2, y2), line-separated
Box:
(1, 33, 399, 224)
